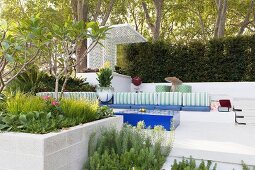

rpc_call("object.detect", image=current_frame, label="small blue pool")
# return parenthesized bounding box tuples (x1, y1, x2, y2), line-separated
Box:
(114, 110, 180, 131)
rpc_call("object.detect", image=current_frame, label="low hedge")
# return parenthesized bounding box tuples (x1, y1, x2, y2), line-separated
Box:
(122, 35, 255, 82)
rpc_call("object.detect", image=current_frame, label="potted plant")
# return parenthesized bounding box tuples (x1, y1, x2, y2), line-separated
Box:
(96, 62, 114, 102)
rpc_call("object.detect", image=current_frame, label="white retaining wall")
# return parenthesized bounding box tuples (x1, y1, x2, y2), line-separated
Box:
(131, 82, 255, 100)
(77, 72, 131, 92)
(0, 116, 123, 170)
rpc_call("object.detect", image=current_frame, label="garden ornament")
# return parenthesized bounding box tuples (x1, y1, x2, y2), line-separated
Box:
(165, 77, 182, 92)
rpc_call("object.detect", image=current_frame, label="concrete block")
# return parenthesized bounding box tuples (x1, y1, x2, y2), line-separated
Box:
(0, 116, 123, 170)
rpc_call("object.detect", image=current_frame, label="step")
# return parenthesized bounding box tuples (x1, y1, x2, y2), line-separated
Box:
(162, 156, 253, 170)
(236, 117, 255, 124)
(166, 122, 255, 168)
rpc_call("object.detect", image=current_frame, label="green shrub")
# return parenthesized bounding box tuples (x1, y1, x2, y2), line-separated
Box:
(60, 99, 99, 124)
(171, 157, 217, 170)
(7, 67, 96, 94)
(6, 92, 48, 115)
(85, 125, 172, 170)
(122, 35, 255, 82)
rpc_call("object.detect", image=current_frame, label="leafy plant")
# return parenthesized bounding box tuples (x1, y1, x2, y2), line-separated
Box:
(0, 111, 64, 134)
(6, 66, 46, 94)
(96, 106, 113, 119)
(85, 125, 172, 170)
(171, 157, 217, 170)
(6, 66, 96, 94)
(96, 62, 113, 87)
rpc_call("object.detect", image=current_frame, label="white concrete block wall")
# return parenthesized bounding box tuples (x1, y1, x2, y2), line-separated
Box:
(131, 82, 255, 100)
(0, 116, 123, 170)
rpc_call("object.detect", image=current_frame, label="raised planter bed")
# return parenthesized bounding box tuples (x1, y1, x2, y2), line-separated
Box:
(0, 116, 123, 170)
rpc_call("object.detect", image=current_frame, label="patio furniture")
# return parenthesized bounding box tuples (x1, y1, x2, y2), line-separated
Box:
(114, 109, 180, 130)
(110, 92, 183, 110)
(218, 99, 231, 112)
(107, 92, 211, 112)
(181, 92, 211, 112)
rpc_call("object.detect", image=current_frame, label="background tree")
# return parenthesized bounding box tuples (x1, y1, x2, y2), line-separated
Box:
(2, 0, 255, 59)
(71, 0, 117, 72)
(142, 0, 164, 41)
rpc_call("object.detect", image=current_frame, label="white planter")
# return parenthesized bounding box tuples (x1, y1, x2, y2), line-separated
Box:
(96, 87, 114, 102)
(0, 116, 123, 170)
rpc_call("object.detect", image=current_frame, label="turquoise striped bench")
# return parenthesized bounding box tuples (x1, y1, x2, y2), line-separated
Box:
(109, 92, 211, 112)
(182, 92, 210, 111)
(111, 92, 183, 111)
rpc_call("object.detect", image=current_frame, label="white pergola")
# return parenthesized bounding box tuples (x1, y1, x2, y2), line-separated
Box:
(87, 24, 147, 69)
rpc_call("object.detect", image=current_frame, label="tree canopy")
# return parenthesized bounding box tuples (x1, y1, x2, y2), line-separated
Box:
(1, 0, 254, 43)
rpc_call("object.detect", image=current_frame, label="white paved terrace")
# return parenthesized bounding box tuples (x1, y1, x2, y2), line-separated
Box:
(163, 111, 255, 170)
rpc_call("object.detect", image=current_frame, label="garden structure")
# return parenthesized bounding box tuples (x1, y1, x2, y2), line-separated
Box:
(87, 24, 147, 69)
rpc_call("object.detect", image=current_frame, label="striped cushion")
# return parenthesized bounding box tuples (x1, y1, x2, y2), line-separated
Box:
(113, 92, 135, 104)
(183, 92, 210, 106)
(157, 92, 182, 105)
(155, 85, 171, 92)
(36, 92, 97, 101)
(134, 93, 157, 105)
(175, 85, 192, 93)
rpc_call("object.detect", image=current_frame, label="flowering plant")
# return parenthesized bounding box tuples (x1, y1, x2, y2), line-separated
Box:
(42, 96, 62, 115)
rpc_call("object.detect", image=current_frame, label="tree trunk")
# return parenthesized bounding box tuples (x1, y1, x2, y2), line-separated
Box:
(101, 0, 116, 26)
(54, 77, 59, 100)
(72, 0, 89, 73)
(76, 39, 87, 73)
(214, 0, 228, 38)
(238, 0, 254, 35)
(218, 0, 227, 37)
(153, 0, 163, 41)
(142, 0, 164, 41)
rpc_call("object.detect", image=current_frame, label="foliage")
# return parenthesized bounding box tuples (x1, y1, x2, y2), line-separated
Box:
(85, 125, 172, 170)
(96, 106, 114, 119)
(60, 98, 98, 125)
(5, 92, 48, 115)
(0, 93, 111, 134)
(46, 18, 109, 100)
(0, 15, 49, 93)
(96, 63, 113, 87)
(171, 157, 217, 170)
(122, 35, 255, 82)
(2, 0, 255, 43)
(6, 67, 96, 94)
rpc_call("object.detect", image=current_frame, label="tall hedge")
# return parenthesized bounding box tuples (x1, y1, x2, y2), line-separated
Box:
(123, 35, 255, 82)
